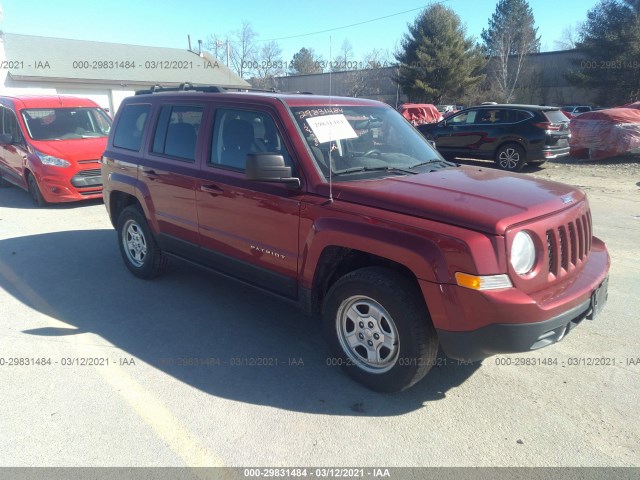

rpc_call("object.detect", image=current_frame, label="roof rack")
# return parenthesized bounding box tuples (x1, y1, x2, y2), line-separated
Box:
(135, 82, 280, 95)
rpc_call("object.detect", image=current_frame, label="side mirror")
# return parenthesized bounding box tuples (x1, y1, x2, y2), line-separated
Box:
(0, 134, 13, 145)
(245, 153, 301, 188)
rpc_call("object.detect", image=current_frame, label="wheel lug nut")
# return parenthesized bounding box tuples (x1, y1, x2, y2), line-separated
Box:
(359, 322, 364, 328)
(367, 340, 373, 346)
(358, 333, 364, 339)
(368, 321, 374, 328)
(373, 333, 380, 340)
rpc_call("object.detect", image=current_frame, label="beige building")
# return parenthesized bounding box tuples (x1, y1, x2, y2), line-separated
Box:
(0, 33, 249, 114)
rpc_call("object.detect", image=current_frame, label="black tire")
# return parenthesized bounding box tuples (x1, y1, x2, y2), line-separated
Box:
(116, 205, 168, 279)
(27, 173, 46, 207)
(495, 143, 526, 172)
(322, 267, 438, 393)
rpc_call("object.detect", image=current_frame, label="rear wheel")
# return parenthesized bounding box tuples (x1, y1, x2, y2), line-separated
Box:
(495, 143, 526, 172)
(322, 267, 438, 392)
(27, 173, 46, 207)
(116, 205, 168, 279)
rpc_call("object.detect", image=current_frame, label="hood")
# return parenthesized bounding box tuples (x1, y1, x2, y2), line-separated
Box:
(323, 166, 584, 234)
(28, 137, 107, 162)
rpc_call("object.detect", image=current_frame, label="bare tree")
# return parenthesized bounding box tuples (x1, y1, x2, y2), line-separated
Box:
(252, 40, 285, 89)
(204, 34, 228, 64)
(554, 22, 582, 50)
(481, 0, 541, 103)
(229, 21, 258, 79)
(332, 39, 355, 71)
(344, 49, 394, 97)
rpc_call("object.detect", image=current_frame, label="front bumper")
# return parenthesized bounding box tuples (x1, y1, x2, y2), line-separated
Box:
(437, 276, 607, 362)
(35, 167, 103, 203)
(421, 238, 610, 362)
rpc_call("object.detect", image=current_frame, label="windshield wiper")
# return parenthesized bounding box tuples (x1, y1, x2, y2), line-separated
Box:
(332, 166, 418, 177)
(410, 159, 456, 169)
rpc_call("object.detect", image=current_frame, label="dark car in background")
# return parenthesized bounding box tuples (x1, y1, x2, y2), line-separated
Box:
(417, 104, 570, 171)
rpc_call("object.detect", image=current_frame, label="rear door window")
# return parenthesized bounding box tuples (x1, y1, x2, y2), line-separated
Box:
(113, 104, 150, 151)
(449, 110, 479, 125)
(510, 110, 533, 123)
(476, 109, 508, 124)
(151, 105, 203, 162)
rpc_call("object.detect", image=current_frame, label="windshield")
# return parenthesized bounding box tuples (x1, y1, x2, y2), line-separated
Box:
(291, 105, 446, 180)
(21, 107, 112, 140)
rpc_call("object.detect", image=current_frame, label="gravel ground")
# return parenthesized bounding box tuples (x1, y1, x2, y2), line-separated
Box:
(529, 154, 640, 190)
(456, 153, 640, 196)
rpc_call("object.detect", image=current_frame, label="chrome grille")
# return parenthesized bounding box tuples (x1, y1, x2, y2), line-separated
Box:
(546, 212, 592, 277)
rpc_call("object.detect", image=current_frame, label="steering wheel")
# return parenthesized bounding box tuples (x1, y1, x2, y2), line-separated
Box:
(363, 149, 382, 157)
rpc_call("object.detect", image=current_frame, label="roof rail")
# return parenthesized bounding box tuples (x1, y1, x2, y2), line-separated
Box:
(134, 83, 280, 95)
(135, 83, 224, 95)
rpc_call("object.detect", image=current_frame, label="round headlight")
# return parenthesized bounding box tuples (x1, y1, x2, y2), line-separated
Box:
(511, 231, 536, 275)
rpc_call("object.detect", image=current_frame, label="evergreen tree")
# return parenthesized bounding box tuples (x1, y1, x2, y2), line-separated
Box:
(567, 0, 640, 105)
(481, 0, 540, 102)
(394, 4, 486, 104)
(289, 48, 324, 75)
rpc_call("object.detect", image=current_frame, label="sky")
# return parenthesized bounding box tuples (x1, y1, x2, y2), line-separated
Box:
(1, 0, 601, 67)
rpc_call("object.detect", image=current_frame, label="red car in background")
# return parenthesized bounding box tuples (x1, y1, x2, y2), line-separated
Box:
(0, 95, 112, 206)
(569, 107, 640, 160)
(398, 103, 443, 126)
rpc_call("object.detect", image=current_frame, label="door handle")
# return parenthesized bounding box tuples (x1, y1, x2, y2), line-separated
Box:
(142, 169, 157, 178)
(200, 184, 223, 194)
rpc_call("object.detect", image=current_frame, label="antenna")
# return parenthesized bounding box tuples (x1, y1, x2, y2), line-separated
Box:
(327, 35, 334, 204)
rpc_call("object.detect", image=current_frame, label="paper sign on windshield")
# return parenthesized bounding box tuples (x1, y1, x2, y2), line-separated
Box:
(306, 114, 358, 144)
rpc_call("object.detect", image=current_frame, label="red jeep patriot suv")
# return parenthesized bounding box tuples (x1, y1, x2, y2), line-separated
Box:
(102, 84, 610, 392)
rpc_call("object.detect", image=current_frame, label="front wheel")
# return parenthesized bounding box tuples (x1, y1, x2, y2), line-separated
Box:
(116, 205, 168, 279)
(322, 267, 438, 392)
(495, 143, 526, 171)
(27, 173, 46, 207)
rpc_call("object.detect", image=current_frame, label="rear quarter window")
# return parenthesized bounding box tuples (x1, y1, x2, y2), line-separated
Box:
(543, 110, 570, 123)
(113, 104, 151, 151)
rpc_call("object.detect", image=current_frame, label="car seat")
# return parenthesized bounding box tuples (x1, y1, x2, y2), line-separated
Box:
(221, 119, 255, 169)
